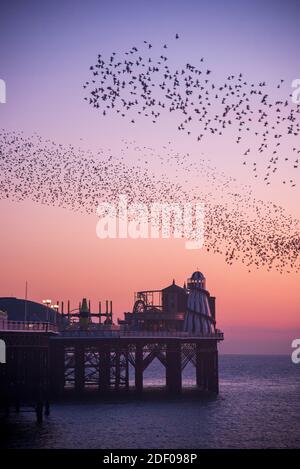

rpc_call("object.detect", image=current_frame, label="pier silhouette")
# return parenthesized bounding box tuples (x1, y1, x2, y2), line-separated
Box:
(0, 271, 223, 421)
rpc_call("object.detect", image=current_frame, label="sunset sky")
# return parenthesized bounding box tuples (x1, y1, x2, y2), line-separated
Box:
(0, 0, 299, 353)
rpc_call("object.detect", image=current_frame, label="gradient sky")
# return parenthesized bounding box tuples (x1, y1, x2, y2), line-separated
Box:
(0, 0, 299, 353)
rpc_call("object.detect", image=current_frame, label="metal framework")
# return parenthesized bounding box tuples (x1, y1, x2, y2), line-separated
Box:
(50, 337, 220, 396)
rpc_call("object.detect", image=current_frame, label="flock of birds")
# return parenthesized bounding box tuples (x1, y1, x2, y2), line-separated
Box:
(0, 35, 299, 273)
(84, 35, 300, 187)
(0, 130, 299, 274)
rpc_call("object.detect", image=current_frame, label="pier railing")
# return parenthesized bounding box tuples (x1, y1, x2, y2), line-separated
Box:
(0, 320, 58, 333)
(0, 319, 223, 339)
(58, 329, 224, 339)
(120, 330, 224, 339)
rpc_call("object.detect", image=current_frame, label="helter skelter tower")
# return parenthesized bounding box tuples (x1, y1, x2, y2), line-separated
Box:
(183, 271, 216, 335)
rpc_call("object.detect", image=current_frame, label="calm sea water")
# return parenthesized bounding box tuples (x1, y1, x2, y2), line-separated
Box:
(1, 355, 300, 448)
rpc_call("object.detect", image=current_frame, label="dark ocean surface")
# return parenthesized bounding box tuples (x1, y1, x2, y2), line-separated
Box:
(1, 355, 300, 448)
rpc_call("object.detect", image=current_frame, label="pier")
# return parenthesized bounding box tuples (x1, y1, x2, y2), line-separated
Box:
(50, 331, 222, 396)
(0, 271, 223, 421)
(0, 321, 58, 422)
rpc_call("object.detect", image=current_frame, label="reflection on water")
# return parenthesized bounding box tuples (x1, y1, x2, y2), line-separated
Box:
(1, 355, 300, 448)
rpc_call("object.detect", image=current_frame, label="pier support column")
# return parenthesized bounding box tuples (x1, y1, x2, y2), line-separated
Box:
(214, 350, 219, 393)
(75, 344, 85, 394)
(135, 344, 143, 393)
(50, 344, 65, 397)
(124, 349, 129, 391)
(166, 341, 182, 394)
(207, 350, 219, 394)
(115, 349, 120, 391)
(196, 344, 204, 388)
(203, 352, 210, 391)
(99, 344, 110, 392)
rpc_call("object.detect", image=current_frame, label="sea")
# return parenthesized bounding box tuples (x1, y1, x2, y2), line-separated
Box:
(1, 355, 300, 449)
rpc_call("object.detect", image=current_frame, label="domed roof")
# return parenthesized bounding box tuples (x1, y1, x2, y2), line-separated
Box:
(191, 271, 205, 281)
(0, 297, 59, 322)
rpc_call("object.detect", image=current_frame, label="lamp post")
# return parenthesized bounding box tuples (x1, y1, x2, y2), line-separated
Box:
(42, 299, 51, 323)
(51, 304, 59, 324)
